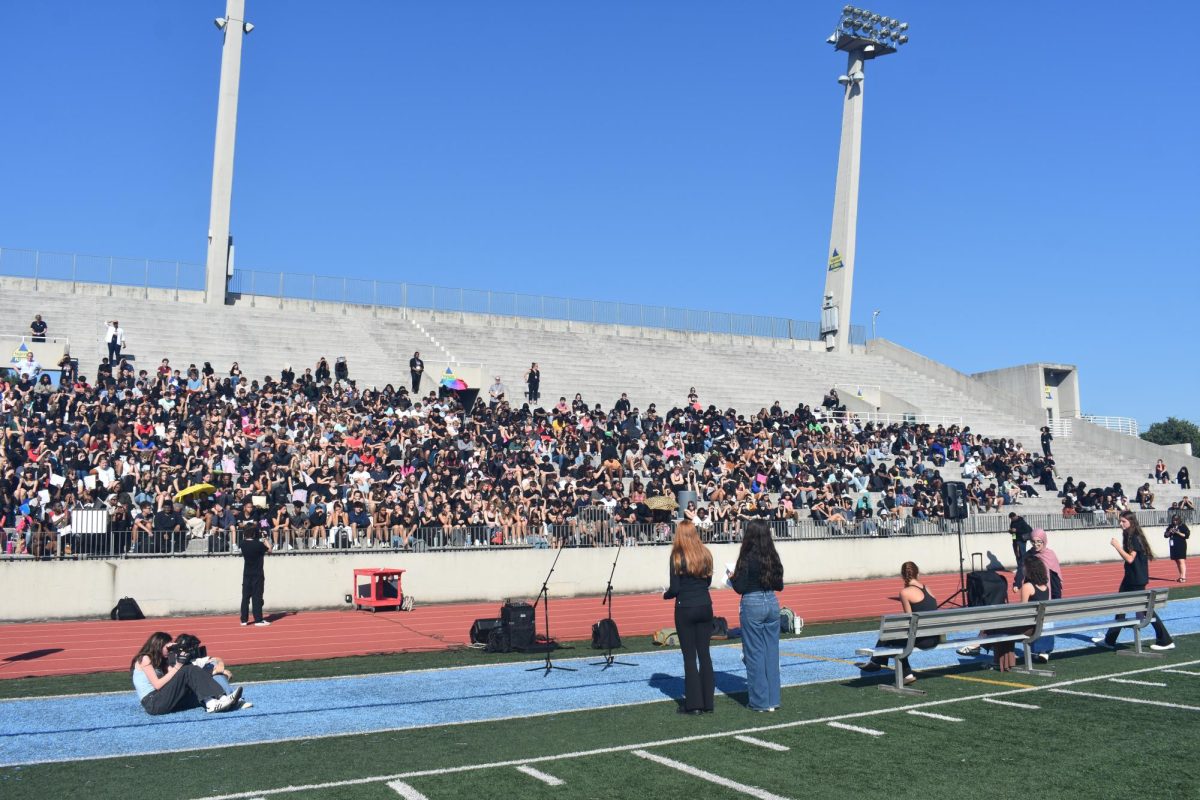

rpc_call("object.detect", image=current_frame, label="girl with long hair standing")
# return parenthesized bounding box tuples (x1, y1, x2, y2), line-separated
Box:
(729, 519, 784, 712)
(663, 521, 715, 714)
(1095, 511, 1174, 650)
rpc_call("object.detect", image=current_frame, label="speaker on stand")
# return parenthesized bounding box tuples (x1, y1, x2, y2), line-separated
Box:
(939, 481, 972, 608)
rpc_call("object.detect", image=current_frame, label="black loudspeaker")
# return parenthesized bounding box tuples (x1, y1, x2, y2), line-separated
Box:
(501, 601, 535, 627)
(966, 571, 1008, 607)
(507, 622, 536, 651)
(943, 481, 969, 520)
(470, 618, 503, 645)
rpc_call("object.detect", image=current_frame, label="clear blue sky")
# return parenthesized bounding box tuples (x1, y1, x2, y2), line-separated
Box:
(1, 1, 1197, 428)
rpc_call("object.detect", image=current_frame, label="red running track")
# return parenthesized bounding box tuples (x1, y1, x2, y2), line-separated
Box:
(0, 558, 1193, 680)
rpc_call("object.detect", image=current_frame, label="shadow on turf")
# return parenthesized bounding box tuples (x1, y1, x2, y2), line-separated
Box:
(648, 671, 750, 708)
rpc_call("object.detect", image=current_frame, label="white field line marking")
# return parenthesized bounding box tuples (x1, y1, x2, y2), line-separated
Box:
(1108, 678, 1167, 687)
(386, 780, 429, 800)
(827, 721, 884, 737)
(906, 710, 963, 722)
(1163, 669, 1200, 676)
(1050, 689, 1200, 713)
(633, 749, 793, 800)
(515, 765, 564, 786)
(983, 698, 1040, 710)
(186, 656, 1200, 800)
(734, 734, 790, 752)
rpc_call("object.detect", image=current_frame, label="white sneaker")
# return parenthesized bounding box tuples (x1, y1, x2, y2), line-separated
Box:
(1150, 642, 1175, 651)
(254, 620, 271, 627)
(1033, 653, 1050, 664)
(206, 694, 236, 713)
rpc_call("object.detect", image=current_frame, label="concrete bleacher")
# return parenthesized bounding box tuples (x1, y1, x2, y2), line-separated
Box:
(5, 277, 1197, 509)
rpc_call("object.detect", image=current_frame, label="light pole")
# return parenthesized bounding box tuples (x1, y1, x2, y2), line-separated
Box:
(819, 7, 908, 351)
(204, 0, 255, 305)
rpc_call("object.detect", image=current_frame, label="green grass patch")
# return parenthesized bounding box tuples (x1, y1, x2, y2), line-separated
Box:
(2, 638, 1197, 800)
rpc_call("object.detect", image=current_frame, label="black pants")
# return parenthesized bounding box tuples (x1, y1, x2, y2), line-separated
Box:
(141, 664, 224, 715)
(241, 573, 265, 623)
(410, 372, 421, 393)
(871, 635, 937, 676)
(1012, 538, 1028, 587)
(675, 603, 714, 712)
(1105, 580, 1172, 646)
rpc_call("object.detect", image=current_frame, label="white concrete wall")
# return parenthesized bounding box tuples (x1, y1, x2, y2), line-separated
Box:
(0, 527, 1146, 622)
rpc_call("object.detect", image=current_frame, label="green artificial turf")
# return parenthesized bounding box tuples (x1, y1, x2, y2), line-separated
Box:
(2, 639, 1197, 800)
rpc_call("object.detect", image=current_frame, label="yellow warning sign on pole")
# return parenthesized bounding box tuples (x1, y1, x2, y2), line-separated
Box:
(828, 249, 844, 271)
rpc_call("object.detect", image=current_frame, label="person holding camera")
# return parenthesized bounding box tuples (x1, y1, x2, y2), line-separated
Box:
(239, 529, 272, 626)
(131, 631, 242, 715)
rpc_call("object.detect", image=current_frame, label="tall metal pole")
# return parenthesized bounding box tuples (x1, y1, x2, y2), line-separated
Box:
(819, 7, 908, 352)
(821, 51, 865, 352)
(204, 0, 251, 305)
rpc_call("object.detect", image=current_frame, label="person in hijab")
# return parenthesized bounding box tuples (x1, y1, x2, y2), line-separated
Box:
(1028, 528, 1062, 663)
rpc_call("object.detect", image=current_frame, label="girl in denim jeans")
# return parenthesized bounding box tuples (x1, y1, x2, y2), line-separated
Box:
(728, 519, 785, 712)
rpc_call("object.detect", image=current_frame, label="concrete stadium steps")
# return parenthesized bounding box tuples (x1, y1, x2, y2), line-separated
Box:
(7, 285, 1180, 504)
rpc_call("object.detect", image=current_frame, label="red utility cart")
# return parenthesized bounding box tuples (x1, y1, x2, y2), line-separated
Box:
(352, 568, 407, 612)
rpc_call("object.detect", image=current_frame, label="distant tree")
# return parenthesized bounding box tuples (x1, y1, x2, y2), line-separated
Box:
(1141, 417, 1200, 452)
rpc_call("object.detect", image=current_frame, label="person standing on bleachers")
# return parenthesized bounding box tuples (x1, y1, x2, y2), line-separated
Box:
(408, 351, 424, 393)
(104, 319, 125, 363)
(524, 362, 540, 404)
(29, 314, 47, 342)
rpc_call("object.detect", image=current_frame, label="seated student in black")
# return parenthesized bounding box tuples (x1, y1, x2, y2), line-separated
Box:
(856, 561, 937, 685)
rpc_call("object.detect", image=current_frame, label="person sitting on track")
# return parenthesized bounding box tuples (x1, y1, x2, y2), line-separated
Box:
(131, 631, 243, 715)
(855, 561, 937, 686)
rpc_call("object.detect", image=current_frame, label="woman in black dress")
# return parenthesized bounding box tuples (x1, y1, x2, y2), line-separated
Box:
(1165, 513, 1189, 583)
(856, 561, 937, 685)
(524, 363, 540, 404)
(1095, 511, 1174, 650)
(663, 521, 715, 714)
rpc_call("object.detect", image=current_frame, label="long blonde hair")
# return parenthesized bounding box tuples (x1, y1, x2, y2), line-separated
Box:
(670, 521, 713, 579)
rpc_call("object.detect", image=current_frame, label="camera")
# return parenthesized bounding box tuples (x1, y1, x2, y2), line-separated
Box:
(168, 633, 207, 665)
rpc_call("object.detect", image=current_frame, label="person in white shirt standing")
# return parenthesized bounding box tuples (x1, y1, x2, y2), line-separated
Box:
(105, 320, 126, 363)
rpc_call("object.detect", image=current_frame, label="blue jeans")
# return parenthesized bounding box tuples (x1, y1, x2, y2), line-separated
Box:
(739, 591, 781, 710)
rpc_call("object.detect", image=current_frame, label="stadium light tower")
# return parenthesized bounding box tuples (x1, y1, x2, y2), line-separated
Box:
(204, 0, 254, 305)
(819, 7, 908, 351)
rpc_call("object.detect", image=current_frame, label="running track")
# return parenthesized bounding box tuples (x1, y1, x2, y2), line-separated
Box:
(0, 557, 1193, 679)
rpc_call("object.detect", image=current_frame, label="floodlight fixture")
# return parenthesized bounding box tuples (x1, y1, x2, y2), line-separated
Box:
(829, 7, 909, 57)
(243, 21, 254, 33)
(214, 17, 227, 30)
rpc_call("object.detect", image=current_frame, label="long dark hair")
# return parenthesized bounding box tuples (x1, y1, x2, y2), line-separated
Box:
(1119, 511, 1154, 561)
(1023, 554, 1048, 586)
(130, 631, 172, 673)
(734, 519, 783, 589)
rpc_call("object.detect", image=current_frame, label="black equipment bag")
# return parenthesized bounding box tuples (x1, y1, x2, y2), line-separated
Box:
(591, 618, 622, 650)
(110, 596, 145, 621)
(485, 626, 511, 653)
(506, 621, 536, 651)
(470, 618, 503, 645)
(967, 571, 1008, 607)
(711, 616, 729, 639)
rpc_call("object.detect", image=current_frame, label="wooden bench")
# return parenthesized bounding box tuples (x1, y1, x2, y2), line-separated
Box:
(856, 588, 1170, 695)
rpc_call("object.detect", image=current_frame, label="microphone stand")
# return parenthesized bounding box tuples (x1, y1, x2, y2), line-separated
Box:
(527, 542, 575, 675)
(590, 539, 636, 669)
(938, 518, 969, 608)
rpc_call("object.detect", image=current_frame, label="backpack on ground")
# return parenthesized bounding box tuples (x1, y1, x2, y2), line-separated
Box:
(780, 607, 797, 635)
(711, 616, 729, 639)
(485, 626, 511, 654)
(652, 627, 679, 647)
(110, 596, 145, 621)
(591, 618, 622, 650)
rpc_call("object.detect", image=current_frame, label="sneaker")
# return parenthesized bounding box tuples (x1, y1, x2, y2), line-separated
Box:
(254, 620, 271, 627)
(206, 694, 236, 713)
(240, 621, 248, 627)
(1150, 642, 1175, 651)
(1033, 653, 1050, 664)
(956, 645, 980, 656)
(855, 661, 882, 672)
(1091, 636, 1115, 648)
(228, 686, 243, 706)
(903, 674, 917, 685)
(238, 700, 254, 710)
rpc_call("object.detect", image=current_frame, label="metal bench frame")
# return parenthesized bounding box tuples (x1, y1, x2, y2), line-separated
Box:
(856, 589, 1169, 696)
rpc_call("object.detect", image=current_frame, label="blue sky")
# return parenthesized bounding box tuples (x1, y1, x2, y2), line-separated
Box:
(1, 1, 1196, 428)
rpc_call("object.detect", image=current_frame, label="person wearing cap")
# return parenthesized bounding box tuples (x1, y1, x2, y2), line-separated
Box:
(104, 320, 126, 363)
(488, 376, 507, 409)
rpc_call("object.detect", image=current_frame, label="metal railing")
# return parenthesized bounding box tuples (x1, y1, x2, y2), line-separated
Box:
(7, 508, 1193, 561)
(1082, 415, 1139, 437)
(0, 246, 867, 345)
(821, 409, 964, 428)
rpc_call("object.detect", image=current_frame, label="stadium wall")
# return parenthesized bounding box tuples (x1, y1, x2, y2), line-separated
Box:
(0, 527, 1144, 622)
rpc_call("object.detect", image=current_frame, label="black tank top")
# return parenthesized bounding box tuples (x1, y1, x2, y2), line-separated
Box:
(910, 584, 937, 612)
(1029, 584, 1049, 602)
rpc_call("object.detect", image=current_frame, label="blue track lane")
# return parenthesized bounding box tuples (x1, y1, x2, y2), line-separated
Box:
(2, 598, 1197, 767)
